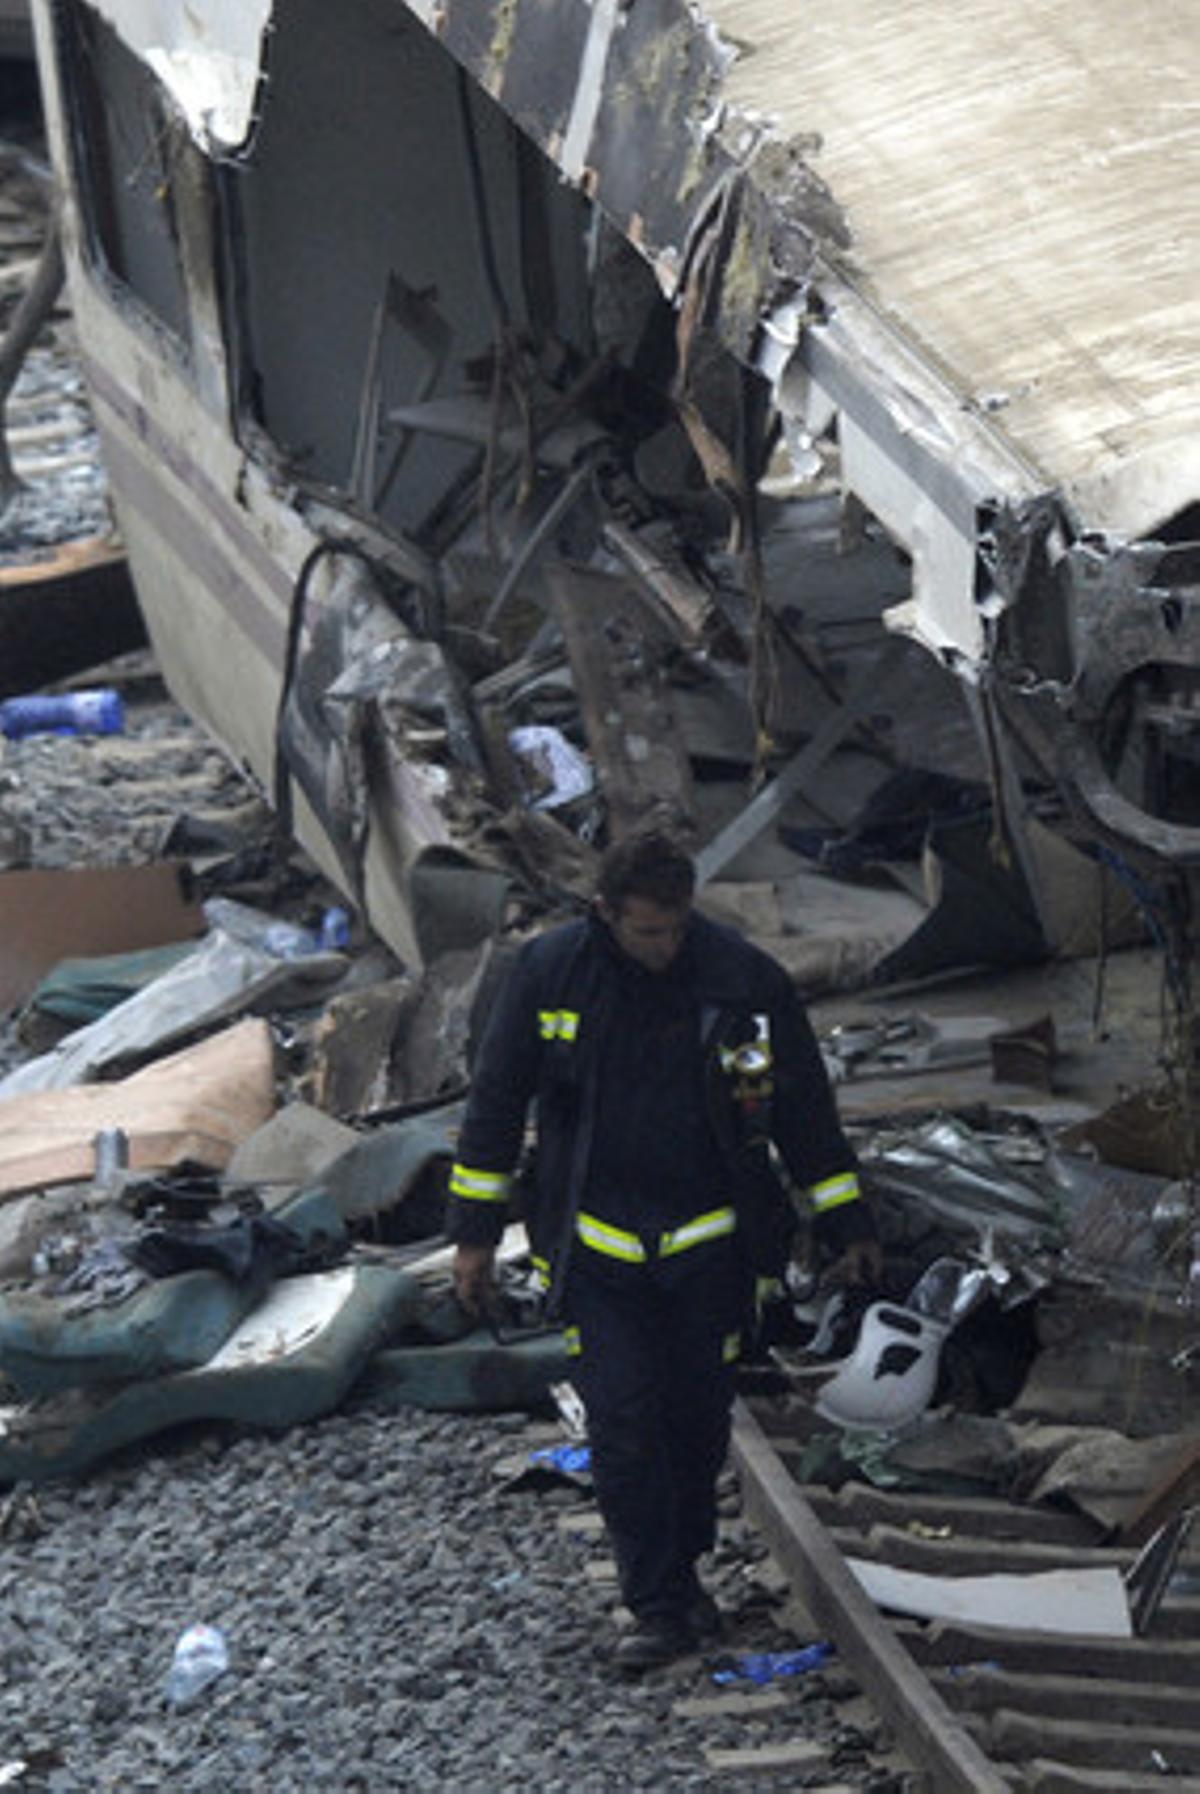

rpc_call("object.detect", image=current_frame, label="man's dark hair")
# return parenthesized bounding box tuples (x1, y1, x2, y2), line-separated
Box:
(596, 829, 696, 912)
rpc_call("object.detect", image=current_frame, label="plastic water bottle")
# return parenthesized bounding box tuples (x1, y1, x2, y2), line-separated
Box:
(319, 905, 351, 949)
(263, 907, 351, 958)
(91, 1127, 129, 1192)
(162, 1623, 230, 1708)
(0, 688, 125, 740)
(262, 919, 320, 959)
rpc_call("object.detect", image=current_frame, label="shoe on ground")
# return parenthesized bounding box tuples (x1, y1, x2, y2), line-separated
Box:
(686, 1589, 725, 1644)
(614, 1618, 694, 1672)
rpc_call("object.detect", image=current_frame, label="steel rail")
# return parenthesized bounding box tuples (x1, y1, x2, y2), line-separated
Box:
(731, 1396, 1014, 1794)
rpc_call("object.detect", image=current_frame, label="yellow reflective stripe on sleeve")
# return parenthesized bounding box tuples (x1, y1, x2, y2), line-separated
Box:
(809, 1171, 861, 1213)
(563, 1325, 581, 1357)
(448, 1163, 512, 1202)
(538, 1009, 580, 1041)
(722, 1330, 742, 1364)
(530, 1254, 551, 1290)
(575, 1212, 647, 1262)
(754, 1276, 782, 1317)
(659, 1206, 737, 1257)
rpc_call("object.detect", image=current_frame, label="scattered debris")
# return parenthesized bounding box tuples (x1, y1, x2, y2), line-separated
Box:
(846, 1559, 1132, 1639)
(0, 861, 203, 1011)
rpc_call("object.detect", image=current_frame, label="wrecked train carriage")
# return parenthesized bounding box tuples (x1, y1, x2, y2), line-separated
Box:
(27, 0, 1200, 968)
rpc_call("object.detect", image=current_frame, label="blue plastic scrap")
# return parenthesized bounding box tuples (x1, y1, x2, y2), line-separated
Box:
(529, 1443, 592, 1475)
(712, 1641, 835, 1686)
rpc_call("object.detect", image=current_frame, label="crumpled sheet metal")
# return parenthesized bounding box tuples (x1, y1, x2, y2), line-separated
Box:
(419, 0, 797, 359)
(0, 903, 345, 1099)
(1046, 1149, 1185, 1293)
(862, 1115, 1061, 1277)
(85, 0, 274, 153)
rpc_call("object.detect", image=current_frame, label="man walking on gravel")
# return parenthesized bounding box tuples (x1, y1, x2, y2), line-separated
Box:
(446, 829, 878, 1670)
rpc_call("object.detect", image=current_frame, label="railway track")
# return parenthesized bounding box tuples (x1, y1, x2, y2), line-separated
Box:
(733, 1395, 1200, 1793)
(0, 119, 145, 691)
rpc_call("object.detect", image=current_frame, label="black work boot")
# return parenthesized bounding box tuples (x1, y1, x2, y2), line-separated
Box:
(685, 1587, 725, 1644)
(614, 1616, 693, 1673)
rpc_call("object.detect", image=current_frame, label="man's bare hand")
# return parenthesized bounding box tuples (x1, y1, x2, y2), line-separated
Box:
(835, 1236, 884, 1288)
(453, 1243, 497, 1316)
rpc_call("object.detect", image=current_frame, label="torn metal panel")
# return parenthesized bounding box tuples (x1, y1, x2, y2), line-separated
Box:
(80, 0, 271, 150)
(695, 634, 909, 885)
(710, 0, 1200, 536)
(548, 562, 697, 842)
(32, 0, 1200, 991)
(424, 0, 1200, 861)
(427, 0, 784, 350)
(0, 2, 32, 58)
(985, 524, 1200, 861)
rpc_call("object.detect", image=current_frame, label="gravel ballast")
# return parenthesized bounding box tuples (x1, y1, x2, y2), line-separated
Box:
(0, 1401, 887, 1792)
(0, 706, 897, 1790)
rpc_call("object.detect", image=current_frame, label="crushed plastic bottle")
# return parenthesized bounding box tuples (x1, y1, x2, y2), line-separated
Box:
(711, 1641, 834, 1686)
(529, 1443, 592, 1475)
(318, 905, 352, 950)
(263, 907, 352, 958)
(0, 688, 125, 740)
(262, 919, 321, 959)
(162, 1623, 230, 1708)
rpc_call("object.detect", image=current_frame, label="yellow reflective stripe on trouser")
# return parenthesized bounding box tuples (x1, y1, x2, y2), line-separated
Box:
(538, 1009, 580, 1041)
(659, 1206, 737, 1257)
(563, 1325, 581, 1357)
(448, 1163, 512, 1202)
(722, 1330, 742, 1364)
(576, 1213, 647, 1262)
(809, 1171, 861, 1214)
(575, 1205, 737, 1262)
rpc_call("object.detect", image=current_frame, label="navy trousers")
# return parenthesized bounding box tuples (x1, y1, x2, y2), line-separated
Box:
(564, 1241, 749, 1625)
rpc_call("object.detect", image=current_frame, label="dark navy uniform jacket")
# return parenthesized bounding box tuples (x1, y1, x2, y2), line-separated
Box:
(446, 909, 872, 1302)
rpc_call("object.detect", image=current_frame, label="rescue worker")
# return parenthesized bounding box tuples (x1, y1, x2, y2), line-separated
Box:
(447, 829, 879, 1670)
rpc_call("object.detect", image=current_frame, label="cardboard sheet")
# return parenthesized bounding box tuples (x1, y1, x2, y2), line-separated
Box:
(0, 862, 205, 1013)
(0, 1017, 275, 1196)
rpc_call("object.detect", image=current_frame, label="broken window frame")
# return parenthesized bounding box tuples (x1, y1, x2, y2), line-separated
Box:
(55, 0, 195, 364)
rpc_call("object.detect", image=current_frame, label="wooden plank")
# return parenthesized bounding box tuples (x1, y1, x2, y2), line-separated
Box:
(1022, 1760, 1200, 1794)
(808, 1483, 1100, 1547)
(0, 1017, 276, 1195)
(731, 1400, 1010, 1794)
(902, 1621, 1200, 1686)
(557, 1510, 606, 1535)
(673, 1691, 789, 1718)
(831, 1523, 1130, 1577)
(601, 519, 712, 648)
(988, 1709, 1200, 1771)
(932, 1666, 1200, 1729)
(1120, 1438, 1200, 1545)
(0, 537, 145, 698)
(703, 1739, 830, 1771)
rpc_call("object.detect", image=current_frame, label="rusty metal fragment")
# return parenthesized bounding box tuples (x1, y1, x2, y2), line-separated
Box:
(548, 562, 696, 842)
